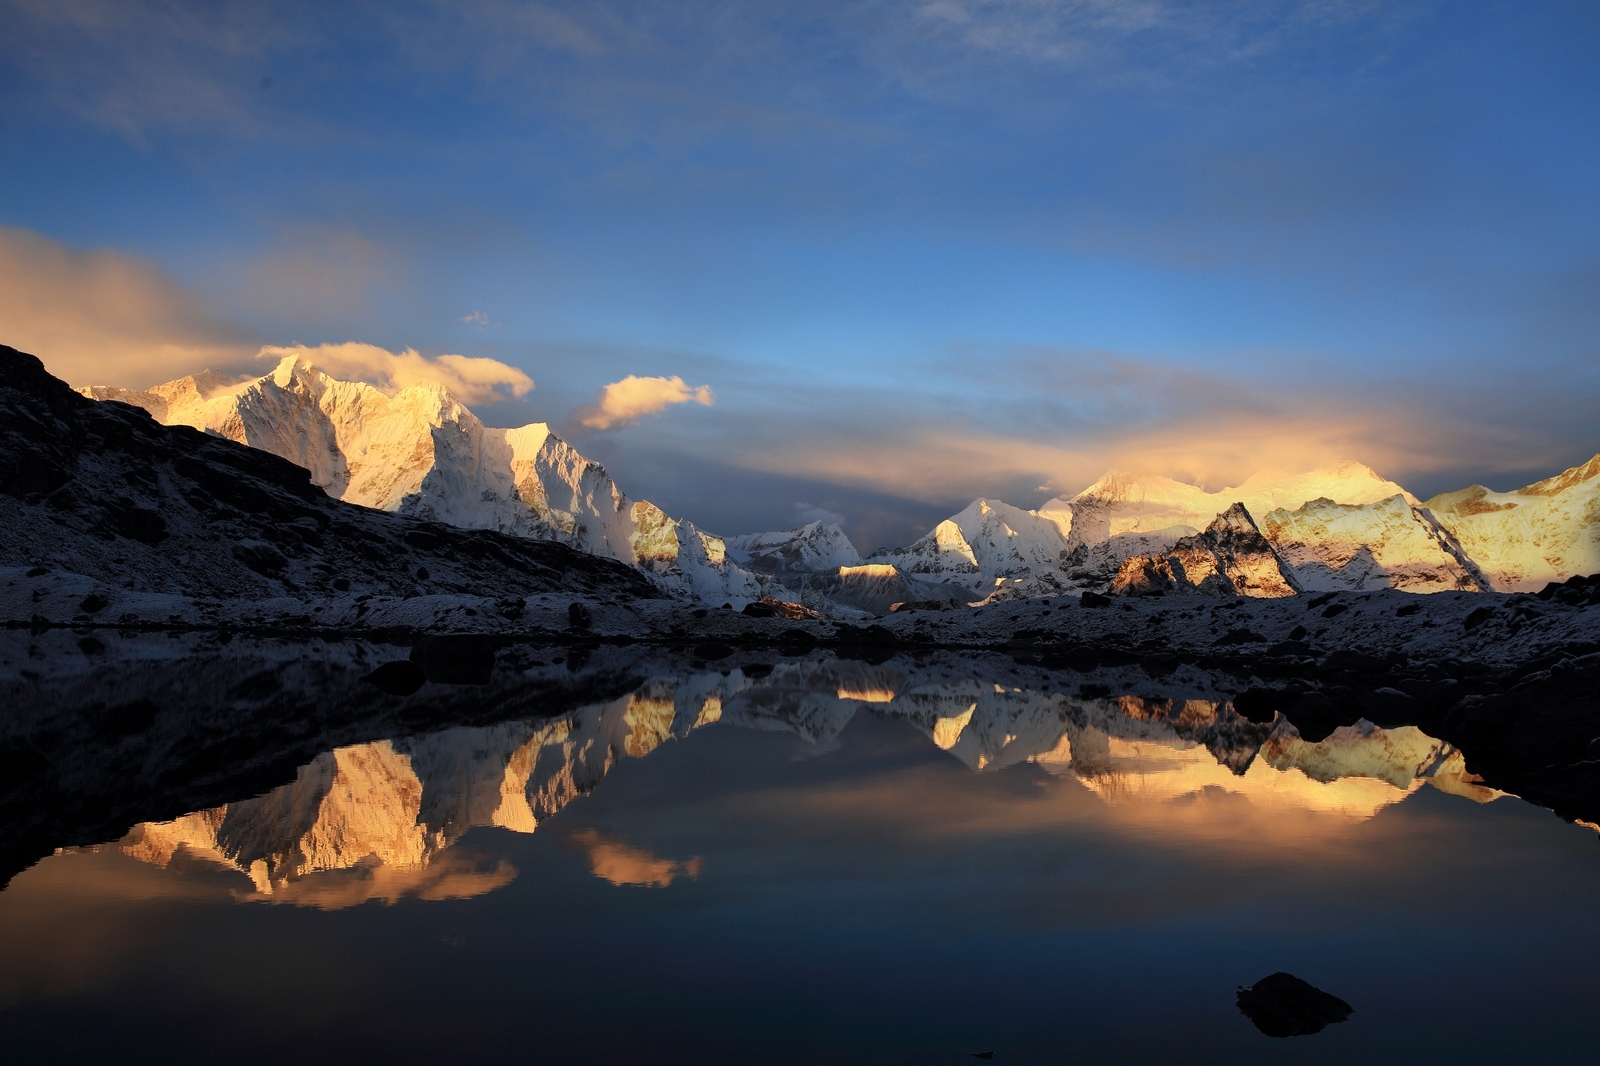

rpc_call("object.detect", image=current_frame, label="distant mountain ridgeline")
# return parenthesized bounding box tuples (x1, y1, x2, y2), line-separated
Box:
(81, 356, 1600, 615)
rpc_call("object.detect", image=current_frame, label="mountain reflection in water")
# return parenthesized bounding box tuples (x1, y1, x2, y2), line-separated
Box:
(5, 645, 1599, 1066)
(82, 660, 1500, 908)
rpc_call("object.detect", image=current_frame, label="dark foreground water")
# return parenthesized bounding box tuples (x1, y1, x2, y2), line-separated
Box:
(1, 639, 1597, 1064)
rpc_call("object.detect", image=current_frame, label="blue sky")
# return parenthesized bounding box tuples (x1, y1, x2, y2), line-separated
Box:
(3, 1, 1598, 549)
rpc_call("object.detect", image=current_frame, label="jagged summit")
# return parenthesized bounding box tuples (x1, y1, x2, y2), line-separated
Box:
(1423, 454, 1600, 592)
(725, 520, 862, 574)
(1260, 494, 1486, 593)
(867, 498, 1073, 594)
(1111, 502, 1302, 598)
(74, 356, 1600, 607)
(3, 344, 659, 606)
(80, 355, 766, 605)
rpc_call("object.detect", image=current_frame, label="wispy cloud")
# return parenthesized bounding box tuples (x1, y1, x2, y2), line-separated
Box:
(259, 343, 533, 405)
(1, 0, 298, 145)
(605, 341, 1599, 520)
(795, 502, 847, 527)
(0, 225, 256, 387)
(574, 374, 715, 430)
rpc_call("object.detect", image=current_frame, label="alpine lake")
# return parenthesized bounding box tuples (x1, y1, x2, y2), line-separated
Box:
(1, 630, 1596, 1065)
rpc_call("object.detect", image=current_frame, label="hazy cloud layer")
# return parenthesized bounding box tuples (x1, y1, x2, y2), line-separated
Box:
(259, 343, 534, 405)
(0, 226, 256, 388)
(575, 375, 715, 430)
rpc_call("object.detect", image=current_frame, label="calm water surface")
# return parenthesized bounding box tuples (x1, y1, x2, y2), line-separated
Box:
(1, 650, 1596, 1064)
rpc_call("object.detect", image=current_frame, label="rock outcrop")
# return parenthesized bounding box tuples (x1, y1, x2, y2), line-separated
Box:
(1110, 504, 1302, 597)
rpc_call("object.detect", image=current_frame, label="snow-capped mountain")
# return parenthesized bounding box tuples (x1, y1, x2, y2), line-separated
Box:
(866, 498, 1075, 597)
(725, 520, 862, 574)
(82, 355, 767, 605)
(882, 454, 1600, 601)
(852, 466, 1416, 603)
(1110, 503, 1302, 597)
(1057, 462, 1414, 545)
(79, 356, 1600, 608)
(1422, 455, 1600, 592)
(1259, 494, 1487, 593)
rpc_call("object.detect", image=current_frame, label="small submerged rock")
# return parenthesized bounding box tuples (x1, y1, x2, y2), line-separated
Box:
(1236, 972, 1352, 1037)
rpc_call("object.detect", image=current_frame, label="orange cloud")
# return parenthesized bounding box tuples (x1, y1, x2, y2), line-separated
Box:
(0, 226, 255, 388)
(258, 342, 534, 405)
(575, 374, 715, 430)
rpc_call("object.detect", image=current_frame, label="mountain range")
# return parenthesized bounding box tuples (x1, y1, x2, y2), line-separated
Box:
(82, 355, 1600, 612)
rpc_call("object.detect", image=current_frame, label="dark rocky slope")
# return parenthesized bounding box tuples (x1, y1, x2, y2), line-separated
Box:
(0, 344, 661, 607)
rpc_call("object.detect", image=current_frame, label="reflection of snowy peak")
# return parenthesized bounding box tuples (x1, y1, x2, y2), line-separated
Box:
(109, 681, 735, 906)
(102, 663, 1504, 906)
(81, 357, 763, 604)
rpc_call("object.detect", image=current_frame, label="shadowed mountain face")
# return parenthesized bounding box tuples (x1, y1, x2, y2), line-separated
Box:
(0, 345, 662, 605)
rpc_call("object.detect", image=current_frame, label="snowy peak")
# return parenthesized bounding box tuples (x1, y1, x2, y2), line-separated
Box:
(1515, 453, 1600, 498)
(1422, 453, 1600, 592)
(867, 498, 1071, 591)
(77, 357, 1600, 603)
(1061, 462, 1413, 545)
(1261, 495, 1487, 593)
(1232, 462, 1420, 510)
(632, 501, 765, 605)
(79, 357, 765, 605)
(1111, 502, 1301, 598)
(725, 521, 862, 574)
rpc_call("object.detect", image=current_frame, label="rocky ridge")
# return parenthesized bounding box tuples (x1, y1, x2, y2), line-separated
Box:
(1109, 503, 1302, 598)
(82, 356, 769, 606)
(2, 345, 661, 611)
(77, 355, 1600, 611)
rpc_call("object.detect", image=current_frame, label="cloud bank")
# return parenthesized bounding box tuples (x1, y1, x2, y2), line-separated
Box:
(258, 343, 533, 405)
(0, 226, 255, 388)
(575, 375, 715, 430)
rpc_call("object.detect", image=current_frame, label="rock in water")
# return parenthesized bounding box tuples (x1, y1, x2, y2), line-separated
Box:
(1236, 972, 1353, 1037)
